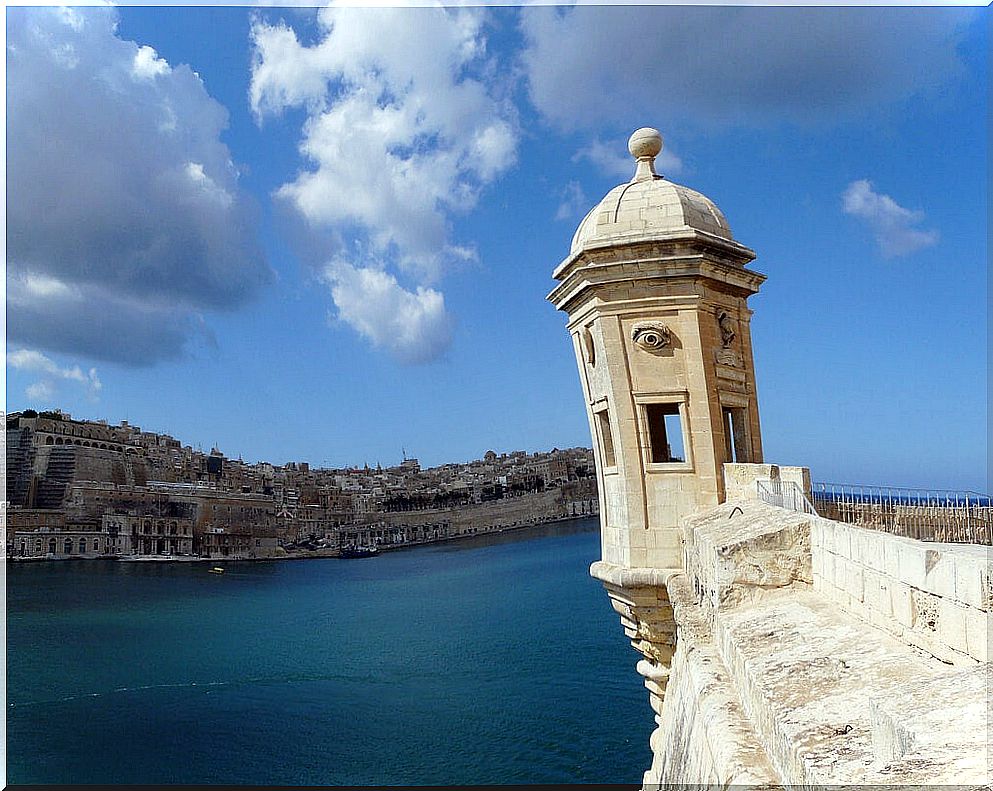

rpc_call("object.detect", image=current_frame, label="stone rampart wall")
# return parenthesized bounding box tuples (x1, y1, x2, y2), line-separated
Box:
(632, 497, 989, 787)
(812, 517, 989, 665)
(357, 487, 593, 534)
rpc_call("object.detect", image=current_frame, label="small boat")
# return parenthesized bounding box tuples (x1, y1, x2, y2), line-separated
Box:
(340, 545, 378, 559)
(208, 567, 225, 574)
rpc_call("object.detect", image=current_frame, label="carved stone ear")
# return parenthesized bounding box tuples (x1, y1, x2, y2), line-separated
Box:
(582, 327, 596, 366)
(631, 322, 672, 351)
(717, 311, 737, 348)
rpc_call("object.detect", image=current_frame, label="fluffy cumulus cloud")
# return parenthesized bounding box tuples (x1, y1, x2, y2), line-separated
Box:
(8, 349, 103, 404)
(842, 180, 939, 258)
(250, 5, 517, 363)
(521, 7, 972, 130)
(7, 7, 269, 366)
(322, 262, 453, 365)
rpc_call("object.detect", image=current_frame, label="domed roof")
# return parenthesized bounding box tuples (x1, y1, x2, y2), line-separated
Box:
(570, 128, 734, 256)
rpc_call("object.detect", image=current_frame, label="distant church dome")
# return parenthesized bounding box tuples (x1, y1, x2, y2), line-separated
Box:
(570, 128, 734, 256)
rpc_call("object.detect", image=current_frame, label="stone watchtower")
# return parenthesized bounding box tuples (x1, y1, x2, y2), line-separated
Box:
(548, 128, 766, 571)
(548, 128, 766, 702)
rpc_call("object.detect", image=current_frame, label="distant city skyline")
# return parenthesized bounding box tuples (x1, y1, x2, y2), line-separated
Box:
(6, 406, 589, 472)
(6, 5, 987, 491)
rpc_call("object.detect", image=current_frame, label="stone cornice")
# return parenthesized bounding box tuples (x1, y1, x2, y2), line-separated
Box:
(548, 254, 767, 314)
(590, 560, 682, 589)
(554, 228, 756, 280)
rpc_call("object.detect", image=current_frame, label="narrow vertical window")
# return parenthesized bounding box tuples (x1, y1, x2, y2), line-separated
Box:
(723, 407, 751, 463)
(645, 404, 685, 463)
(596, 409, 616, 468)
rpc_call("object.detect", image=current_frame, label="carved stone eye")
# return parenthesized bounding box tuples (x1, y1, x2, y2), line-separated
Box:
(632, 322, 671, 351)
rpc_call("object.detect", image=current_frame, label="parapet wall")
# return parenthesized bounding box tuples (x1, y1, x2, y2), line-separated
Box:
(812, 517, 989, 665)
(640, 493, 990, 788)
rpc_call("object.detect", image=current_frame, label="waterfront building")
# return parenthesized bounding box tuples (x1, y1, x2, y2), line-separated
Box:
(13, 523, 107, 559)
(6, 508, 66, 554)
(199, 528, 278, 559)
(107, 514, 195, 556)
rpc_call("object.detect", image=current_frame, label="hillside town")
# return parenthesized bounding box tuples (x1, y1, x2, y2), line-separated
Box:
(4, 410, 598, 561)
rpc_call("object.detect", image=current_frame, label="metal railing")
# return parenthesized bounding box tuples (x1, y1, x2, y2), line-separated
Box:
(756, 479, 818, 515)
(811, 482, 992, 545)
(755, 479, 992, 545)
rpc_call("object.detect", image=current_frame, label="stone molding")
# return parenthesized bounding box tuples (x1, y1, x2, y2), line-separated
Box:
(589, 560, 681, 589)
(590, 561, 680, 698)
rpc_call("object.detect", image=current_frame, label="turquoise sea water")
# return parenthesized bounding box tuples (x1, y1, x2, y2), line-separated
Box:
(6, 519, 653, 785)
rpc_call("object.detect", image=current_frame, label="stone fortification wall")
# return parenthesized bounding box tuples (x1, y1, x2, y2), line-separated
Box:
(357, 487, 592, 535)
(644, 498, 989, 788)
(812, 518, 988, 665)
(650, 570, 780, 786)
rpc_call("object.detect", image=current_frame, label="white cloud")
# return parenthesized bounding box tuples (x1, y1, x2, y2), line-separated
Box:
(250, 6, 516, 361)
(842, 179, 939, 258)
(322, 262, 453, 365)
(7, 7, 269, 366)
(574, 137, 683, 180)
(132, 44, 170, 80)
(521, 7, 972, 130)
(555, 181, 588, 222)
(8, 349, 103, 403)
(26, 381, 57, 403)
(20, 273, 75, 300)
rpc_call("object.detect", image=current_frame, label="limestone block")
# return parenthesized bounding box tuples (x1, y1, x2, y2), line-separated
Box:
(820, 521, 836, 554)
(834, 525, 852, 560)
(867, 668, 987, 774)
(715, 586, 988, 786)
(722, 462, 777, 502)
(811, 546, 824, 581)
(820, 552, 835, 590)
(778, 465, 811, 497)
(937, 599, 969, 655)
(833, 554, 848, 590)
(897, 542, 927, 590)
(650, 574, 783, 788)
(910, 588, 940, 634)
(849, 529, 866, 567)
(860, 531, 881, 573)
(646, 547, 682, 568)
(890, 581, 914, 629)
(953, 555, 984, 610)
(964, 607, 989, 663)
(868, 696, 918, 762)
(846, 561, 865, 604)
(864, 569, 888, 614)
(923, 549, 956, 600)
(881, 536, 901, 579)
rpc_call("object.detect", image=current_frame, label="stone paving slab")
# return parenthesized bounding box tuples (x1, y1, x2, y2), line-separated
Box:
(715, 586, 989, 786)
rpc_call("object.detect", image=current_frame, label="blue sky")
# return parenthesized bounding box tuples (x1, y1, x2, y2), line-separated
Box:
(5, 5, 987, 491)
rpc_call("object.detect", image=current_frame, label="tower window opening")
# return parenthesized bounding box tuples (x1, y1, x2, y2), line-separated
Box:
(723, 407, 751, 464)
(645, 403, 685, 463)
(595, 409, 617, 468)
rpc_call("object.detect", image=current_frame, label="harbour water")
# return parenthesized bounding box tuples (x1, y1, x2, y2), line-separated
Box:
(6, 518, 653, 785)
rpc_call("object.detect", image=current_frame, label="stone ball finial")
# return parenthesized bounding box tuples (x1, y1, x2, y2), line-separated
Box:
(628, 127, 663, 182)
(628, 127, 663, 160)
